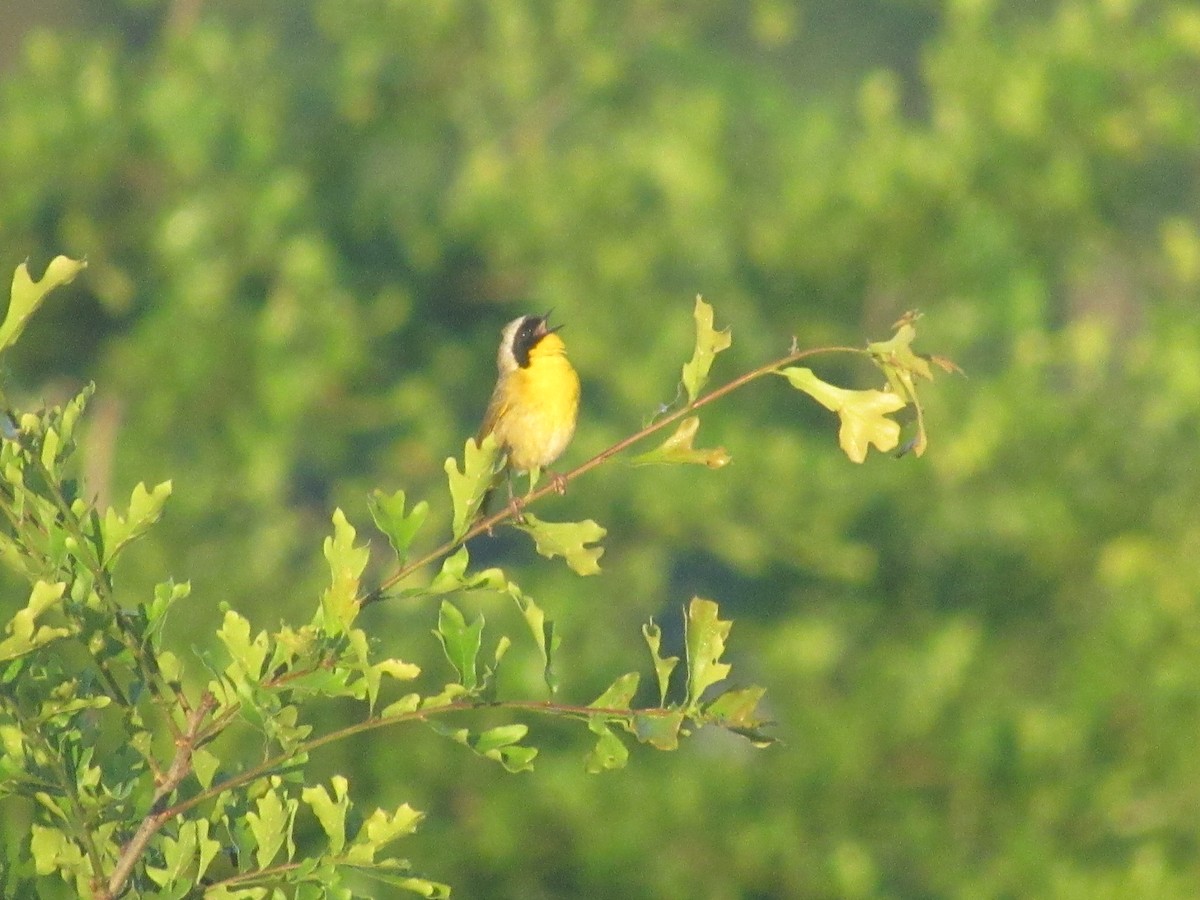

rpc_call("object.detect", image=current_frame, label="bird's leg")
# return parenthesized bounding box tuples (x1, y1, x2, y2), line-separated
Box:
(505, 472, 526, 523)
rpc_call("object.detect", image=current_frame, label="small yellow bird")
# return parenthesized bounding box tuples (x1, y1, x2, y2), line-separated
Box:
(477, 313, 580, 498)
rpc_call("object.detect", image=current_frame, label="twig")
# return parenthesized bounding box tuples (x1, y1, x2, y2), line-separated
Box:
(104, 692, 216, 899)
(359, 343, 865, 607)
(154, 697, 695, 825)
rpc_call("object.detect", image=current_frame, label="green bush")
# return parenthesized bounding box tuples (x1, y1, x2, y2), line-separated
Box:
(3, 1, 1200, 896)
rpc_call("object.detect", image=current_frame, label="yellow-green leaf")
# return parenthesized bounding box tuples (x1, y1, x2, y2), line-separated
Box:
(643, 622, 679, 707)
(685, 597, 732, 710)
(633, 710, 685, 750)
(434, 601, 483, 691)
(0, 581, 70, 662)
(0, 257, 87, 355)
(585, 721, 630, 773)
(368, 488, 429, 565)
(589, 672, 640, 710)
(680, 295, 732, 405)
(101, 481, 173, 567)
(631, 416, 732, 468)
(303, 777, 350, 855)
(515, 513, 606, 576)
(779, 367, 905, 463)
(445, 434, 501, 540)
(318, 508, 369, 634)
(509, 584, 559, 693)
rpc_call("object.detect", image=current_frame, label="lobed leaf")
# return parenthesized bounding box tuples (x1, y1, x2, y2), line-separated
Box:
(303, 776, 351, 855)
(631, 415, 732, 468)
(514, 513, 606, 576)
(680, 295, 732, 405)
(0, 256, 87, 355)
(633, 711, 685, 751)
(445, 434, 501, 540)
(351, 802, 426, 860)
(684, 597, 732, 711)
(704, 685, 777, 746)
(319, 508, 370, 634)
(101, 481, 173, 568)
(589, 672, 640, 710)
(584, 721, 630, 773)
(508, 584, 559, 693)
(368, 488, 429, 565)
(642, 622, 679, 707)
(434, 600, 483, 692)
(0, 581, 70, 662)
(427, 721, 537, 773)
(778, 367, 905, 463)
(245, 780, 298, 869)
(427, 546, 506, 595)
(146, 819, 220, 890)
(867, 313, 960, 458)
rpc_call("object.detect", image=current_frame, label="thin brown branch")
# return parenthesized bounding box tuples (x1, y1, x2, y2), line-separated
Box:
(104, 692, 216, 899)
(359, 343, 866, 607)
(158, 697, 691, 825)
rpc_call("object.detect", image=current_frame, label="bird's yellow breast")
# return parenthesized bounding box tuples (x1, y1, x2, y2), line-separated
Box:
(484, 335, 579, 472)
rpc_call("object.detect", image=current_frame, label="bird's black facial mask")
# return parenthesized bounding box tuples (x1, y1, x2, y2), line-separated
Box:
(512, 316, 548, 368)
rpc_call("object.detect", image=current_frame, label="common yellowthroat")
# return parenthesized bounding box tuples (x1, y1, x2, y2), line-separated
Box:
(477, 313, 580, 497)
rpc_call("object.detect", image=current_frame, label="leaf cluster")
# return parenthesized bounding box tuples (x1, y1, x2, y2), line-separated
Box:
(0, 257, 951, 897)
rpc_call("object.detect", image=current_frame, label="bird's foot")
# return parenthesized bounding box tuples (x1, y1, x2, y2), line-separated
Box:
(506, 495, 527, 524)
(548, 471, 568, 495)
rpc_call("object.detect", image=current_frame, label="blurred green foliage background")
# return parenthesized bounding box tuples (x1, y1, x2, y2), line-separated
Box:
(3, 0, 1200, 896)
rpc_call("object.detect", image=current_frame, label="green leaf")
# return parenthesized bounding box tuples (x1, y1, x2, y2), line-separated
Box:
(642, 622, 679, 707)
(514, 513, 606, 576)
(445, 434, 501, 540)
(147, 579, 190, 634)
(245, 781, 297, 869)
(473, 723, 529, 755)
(216, 610, 269, 684)
(381, 693, 421, 717)
(705, 685, 768, 728)
(147, 819, 218, 889)
(303, 776, 350, 855)
(0, 581, 70, 662)
(352, 867, 450, 898)
(319, 508, 370, 634)
(368, 489, 429, 564)
(778, 367, 905, 463)
(194, 819, 222, 885)
(867, 316, 933, 397)
(0, 257, 87, 355)
(434, 601, 483, 691)
(488, 743, 537, 773)
(427, 721, 537, 773)
(508, 585, 559, 693)
(589, 672, 640, 710)
(867, 313, 959, 458)
(29, 824, 85, 876)
(192, 746, 220, 790)
(584, 722, 629, 773)
(633, 711, 685, 750)
(630, 416, 732, 468)
(680, 295, 732, 405)
(705, 685, 777, 747)
(684, 597, 732, 711)
(101, 481, 172, 567)
(427, 546, 506, 595)
(350, 803, 425, 860)
(420, 682, 470, 709)
(369, 656, 421, 691)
